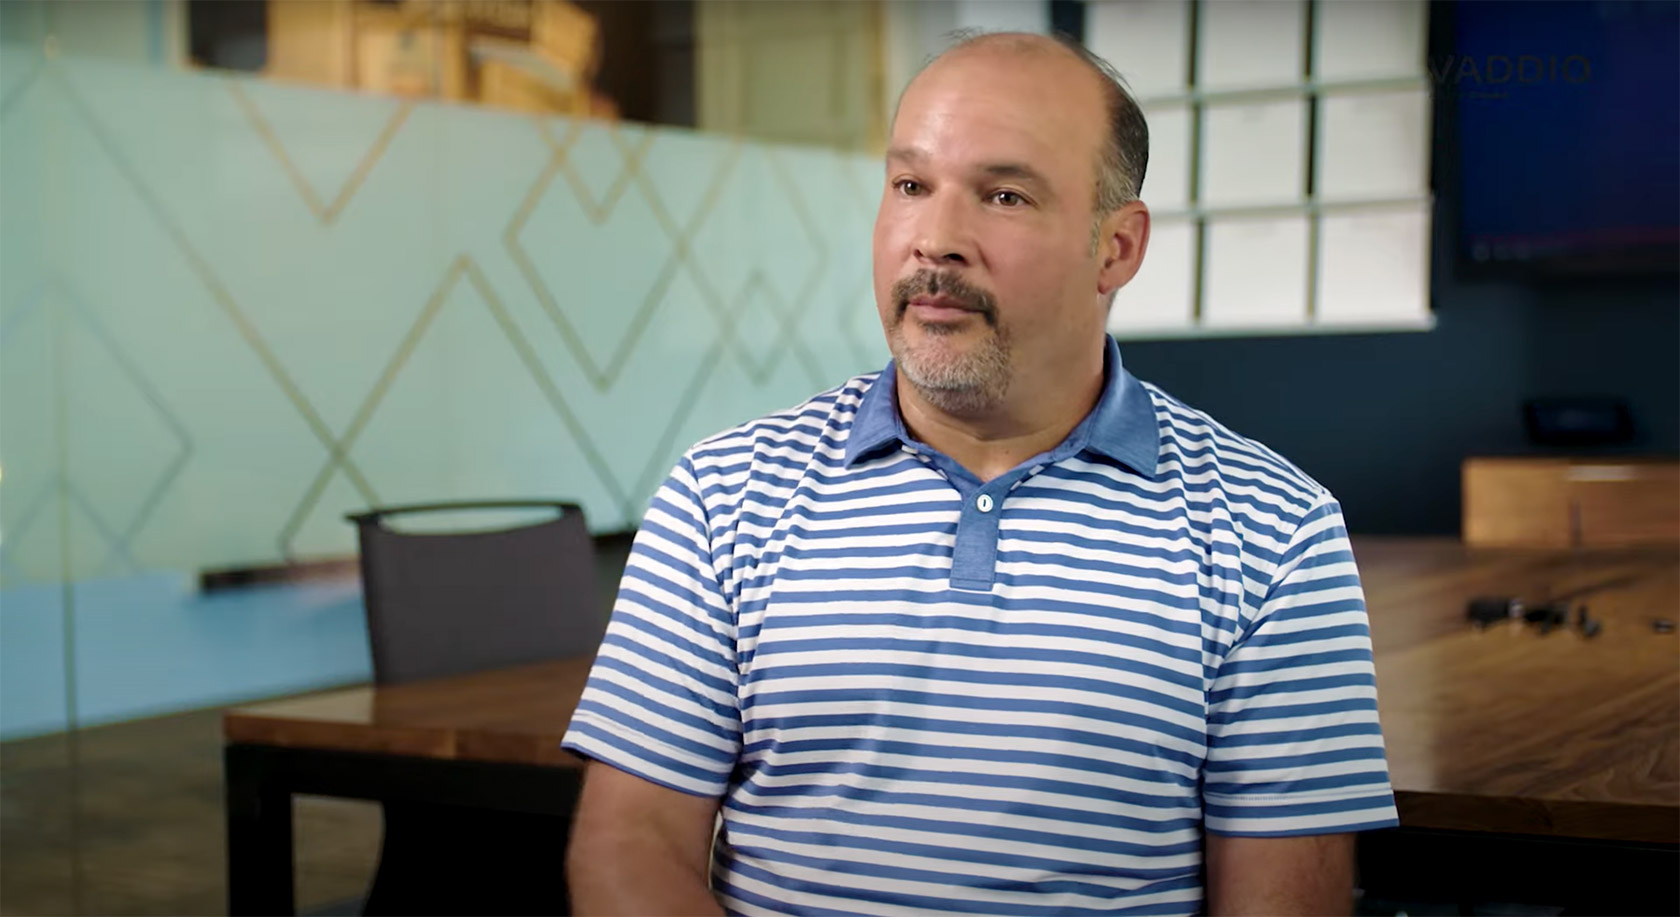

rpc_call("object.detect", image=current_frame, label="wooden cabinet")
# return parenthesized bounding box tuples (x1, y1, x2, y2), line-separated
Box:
(1462, 457, 1680, 548)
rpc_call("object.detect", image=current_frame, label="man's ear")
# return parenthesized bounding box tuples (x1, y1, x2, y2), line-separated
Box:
(1097, 202, 1151, 297)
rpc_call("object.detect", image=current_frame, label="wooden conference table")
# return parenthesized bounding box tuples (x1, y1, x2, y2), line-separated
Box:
(223, 537, 1679, 915)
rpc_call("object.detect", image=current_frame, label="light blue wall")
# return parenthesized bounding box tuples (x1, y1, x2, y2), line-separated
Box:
(0, 45, 888, 738)
(0, 581, 68, 737)
(1, 573, 371, 738)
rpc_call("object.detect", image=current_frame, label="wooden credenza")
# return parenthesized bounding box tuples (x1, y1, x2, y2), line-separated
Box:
(1463, 456, 1680, 548)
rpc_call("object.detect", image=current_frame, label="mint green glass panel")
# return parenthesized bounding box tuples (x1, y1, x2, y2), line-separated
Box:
(0, 52, 891, 585)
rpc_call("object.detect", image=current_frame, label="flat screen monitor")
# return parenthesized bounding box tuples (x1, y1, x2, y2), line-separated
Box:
(1444, 0, 1679, 275)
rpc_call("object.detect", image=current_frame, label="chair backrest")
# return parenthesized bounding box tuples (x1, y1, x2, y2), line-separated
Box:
(347, 501, 606, 685)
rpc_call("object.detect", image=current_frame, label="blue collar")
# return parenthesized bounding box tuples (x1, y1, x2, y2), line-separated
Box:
(843, 335, 1161, 477)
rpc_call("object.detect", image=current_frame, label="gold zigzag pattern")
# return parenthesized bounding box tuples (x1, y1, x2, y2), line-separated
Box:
(228, 80, 414, 226)
(676, 148, 831, 389)
(25, 60, 881, 561)
(543, 118, 658, 226)
(279, 255, 630, 551)
(624, 143, 831, 388)
(0, 290, 180, 581)
(57, 276, 195, 576)
(505, 118, 742, 392)
(49, 67, 385, 566)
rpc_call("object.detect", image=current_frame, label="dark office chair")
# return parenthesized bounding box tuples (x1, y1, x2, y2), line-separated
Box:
(349, 500, 607, 684)
(346, 500, 607, 916)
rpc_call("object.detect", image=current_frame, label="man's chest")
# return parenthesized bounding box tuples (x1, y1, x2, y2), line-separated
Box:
(726, 508, 1221, 790)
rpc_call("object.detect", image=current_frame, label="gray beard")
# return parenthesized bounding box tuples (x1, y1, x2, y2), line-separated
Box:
(889, 320, 1013, 416)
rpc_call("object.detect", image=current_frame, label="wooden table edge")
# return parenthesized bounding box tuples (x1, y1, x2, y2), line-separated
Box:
(1396, 790, 1680, 845)
(223, 713, 459, 760)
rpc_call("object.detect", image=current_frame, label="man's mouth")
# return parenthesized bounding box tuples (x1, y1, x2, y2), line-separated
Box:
(907, 294, 978, 315)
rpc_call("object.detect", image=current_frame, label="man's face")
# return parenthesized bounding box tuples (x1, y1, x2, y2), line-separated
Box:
(873, 46, 1111, 414)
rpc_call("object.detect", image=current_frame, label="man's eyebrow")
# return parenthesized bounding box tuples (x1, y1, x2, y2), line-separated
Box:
(979, 162, 1050, 186)
(884, 150, 1050, 185)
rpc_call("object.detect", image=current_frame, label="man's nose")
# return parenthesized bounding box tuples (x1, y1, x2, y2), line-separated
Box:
(913, 194, 975, 266)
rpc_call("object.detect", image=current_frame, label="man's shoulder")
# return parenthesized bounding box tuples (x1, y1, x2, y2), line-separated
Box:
(680, 372, 882, 478)
(1137, 379, 1332, 515)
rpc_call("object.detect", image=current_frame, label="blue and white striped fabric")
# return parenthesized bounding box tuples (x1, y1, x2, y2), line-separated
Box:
(562, 336, 1397, 916)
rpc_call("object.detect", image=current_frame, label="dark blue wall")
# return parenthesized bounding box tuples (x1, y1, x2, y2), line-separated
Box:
(1109, 0, 1678, 537)
(1121, 272, 1679, 535)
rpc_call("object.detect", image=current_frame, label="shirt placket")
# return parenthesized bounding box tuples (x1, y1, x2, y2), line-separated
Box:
(949, 462, 1052, 592)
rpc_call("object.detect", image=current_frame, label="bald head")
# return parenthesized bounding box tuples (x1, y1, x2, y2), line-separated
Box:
(897, 32, 1150, 223)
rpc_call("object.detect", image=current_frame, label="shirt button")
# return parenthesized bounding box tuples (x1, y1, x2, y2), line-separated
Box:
(976, 494, 995, 513)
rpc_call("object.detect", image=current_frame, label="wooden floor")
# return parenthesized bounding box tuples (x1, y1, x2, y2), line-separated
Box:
(1, 704, 383, 917)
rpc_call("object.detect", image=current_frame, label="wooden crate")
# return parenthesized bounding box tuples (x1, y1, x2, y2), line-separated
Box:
(266, 0, 356, 88)
(532, 0, 598, 77)
(477, 52, 582, 115)
(353, 4, 474, 100)
(258, 0, 603, 116)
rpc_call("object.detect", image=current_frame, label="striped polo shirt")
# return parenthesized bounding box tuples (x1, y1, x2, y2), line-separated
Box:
(562, 335, 1398, 916)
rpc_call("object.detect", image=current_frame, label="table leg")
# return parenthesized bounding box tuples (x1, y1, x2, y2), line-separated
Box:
(225, 744, 295, 916)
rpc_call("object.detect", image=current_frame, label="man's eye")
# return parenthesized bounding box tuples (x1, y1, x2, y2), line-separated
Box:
(991, 190, 1026, 207)
(895, 179, 924, 196)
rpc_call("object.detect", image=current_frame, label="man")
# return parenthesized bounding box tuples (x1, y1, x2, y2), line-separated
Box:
(562, 31, 1397, 916)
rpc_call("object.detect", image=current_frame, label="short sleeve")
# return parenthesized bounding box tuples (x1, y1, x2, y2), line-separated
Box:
(1202, 495, 1400, 836)
(561, 456, 742, 798)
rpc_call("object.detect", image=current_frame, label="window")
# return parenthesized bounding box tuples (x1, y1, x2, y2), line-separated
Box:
(1088, 0, 1433, 338)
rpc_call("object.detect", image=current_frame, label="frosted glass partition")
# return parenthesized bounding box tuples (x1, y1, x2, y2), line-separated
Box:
(0, 50, 889, 585)
(1089, 0, 1435, 339)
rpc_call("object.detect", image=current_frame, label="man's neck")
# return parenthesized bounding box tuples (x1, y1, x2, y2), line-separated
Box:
(895, 344, 1107, 483)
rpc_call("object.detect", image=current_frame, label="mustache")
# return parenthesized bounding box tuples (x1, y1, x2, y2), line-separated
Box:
(892, 270, 998, 325)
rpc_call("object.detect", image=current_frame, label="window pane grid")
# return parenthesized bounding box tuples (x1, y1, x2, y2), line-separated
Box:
(1094, 0, 1433, 339)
